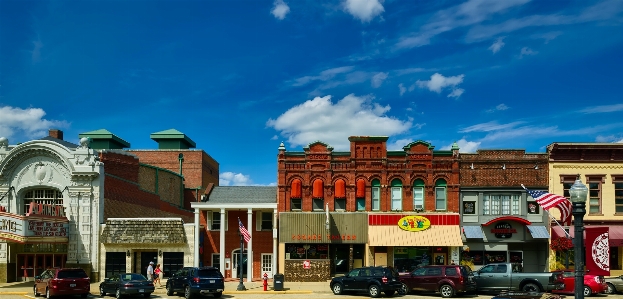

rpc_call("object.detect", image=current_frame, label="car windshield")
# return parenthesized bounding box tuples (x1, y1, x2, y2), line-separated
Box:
(121, 274, 147, 281)
(57, 270, 88, 279)
(197, 269, 221, 278)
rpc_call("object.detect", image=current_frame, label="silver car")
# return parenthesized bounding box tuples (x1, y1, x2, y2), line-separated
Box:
(605, 275, 623, 294)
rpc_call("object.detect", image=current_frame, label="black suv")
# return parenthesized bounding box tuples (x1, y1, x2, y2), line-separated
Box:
(166, 267, 224, 298)
(330, 266, 402, 298)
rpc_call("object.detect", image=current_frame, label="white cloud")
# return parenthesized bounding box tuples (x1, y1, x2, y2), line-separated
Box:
(266, 94, 412, 150)
(485, 103, 510, 113)
(371, 72, 388, 88)
(291, 66, 354, 87)
(271, 0, 290, 20)
(489, 37, 505, 53)
(343, 0, 384, 22)
(441, 138, 481, 153)
(459, 121, 526, 133)
(580, 103, 623, 114)
(531, 31, 562, 44)
(398, 83, 406, 96)
(416, 73, 465, 98)
(0, 105, 69, 141)
(219, 172, 253, 186)
(519, 47, 537, 58)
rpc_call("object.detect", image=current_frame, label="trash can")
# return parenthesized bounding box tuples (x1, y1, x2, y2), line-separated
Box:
(273, 273, 284, 291)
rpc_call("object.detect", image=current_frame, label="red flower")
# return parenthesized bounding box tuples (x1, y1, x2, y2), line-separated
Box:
(550, 237, 573, 251)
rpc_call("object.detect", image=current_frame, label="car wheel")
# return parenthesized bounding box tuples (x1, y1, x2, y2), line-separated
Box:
(46, 288, 52, 299)
(213, 292, 222, 298)
(33, 285, 39, 297)
(439, 284, 455, 298)
(584, 285, 592, 297)
(332, 283, 343, 295)
(116, 288, 122, 299)
(607, 282, 617, 294)
(368, 284, 381, 298)
(385, 290, 395, 297)
(521, 282, 539, 293)
(166, 282, 174, 296)
(100, 286, 106, 297)
(185, 285, 192, 299)
(399, 283, 409, 295)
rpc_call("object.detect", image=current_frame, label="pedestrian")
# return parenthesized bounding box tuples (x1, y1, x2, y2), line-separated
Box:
(147, 261, 154, 281)
(154, 264, 163, 287)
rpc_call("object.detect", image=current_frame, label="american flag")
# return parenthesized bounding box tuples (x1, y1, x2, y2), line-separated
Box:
(522, 184, 572, 226)
(238, 218, 251, 243)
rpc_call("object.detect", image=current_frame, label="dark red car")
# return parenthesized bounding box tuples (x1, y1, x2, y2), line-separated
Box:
(399, 265, 476, 298)
(551, 270, 606, 297)
(33, 268, 90, 298)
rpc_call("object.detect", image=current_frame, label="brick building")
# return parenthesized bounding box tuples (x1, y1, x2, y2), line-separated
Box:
(459, 149, 550, 272)
(276, 136, 463, 281)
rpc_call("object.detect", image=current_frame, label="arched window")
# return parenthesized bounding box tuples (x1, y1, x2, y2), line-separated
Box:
(413, 179, 425, 211)
(391, 179, 403, 211)
(356, 179, 366, 211)
(371, 179, 381, 211)
(334, 179, 346, 198)
(435, 179, 447, 211)
(291, 179, 302, 199)
(313, 179, 324, 198)
(23, 189, 64, 216)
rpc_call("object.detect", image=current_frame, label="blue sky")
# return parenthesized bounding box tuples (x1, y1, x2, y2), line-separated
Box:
(1, 0, 623, 186)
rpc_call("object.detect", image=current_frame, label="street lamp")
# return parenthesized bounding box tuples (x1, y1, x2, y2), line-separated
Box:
(569, 174, 588, 299)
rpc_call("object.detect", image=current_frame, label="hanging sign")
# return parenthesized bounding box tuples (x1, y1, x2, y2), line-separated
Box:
(398, 216, 431, 232)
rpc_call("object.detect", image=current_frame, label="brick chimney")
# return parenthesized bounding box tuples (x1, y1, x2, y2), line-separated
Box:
(49, 129, 63, 140)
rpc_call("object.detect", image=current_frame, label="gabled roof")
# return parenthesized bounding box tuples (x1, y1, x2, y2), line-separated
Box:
(203, 186, 277, 204)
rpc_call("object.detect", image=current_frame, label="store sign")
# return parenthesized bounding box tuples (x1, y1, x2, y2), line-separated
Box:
(491, 222, 516, 239)
(398, 215, 431, 232)
(0, 211, 69, 243)
(291, 234, 357, 241)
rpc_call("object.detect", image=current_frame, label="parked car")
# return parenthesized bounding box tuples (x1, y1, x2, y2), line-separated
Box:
(330, 266, 402, 298)
(606, 275, 623, 294)
(472, 263, 559, 292)
(99, 273, 155, 298)
(33, 268, 90, 298)
(551, 270, 607, 297)
(166, 266, 224, 298)
(398, 265, 476, 298)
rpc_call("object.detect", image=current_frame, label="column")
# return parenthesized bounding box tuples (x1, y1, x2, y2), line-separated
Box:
(247, 208, 253, 281)
(273, 208, 278, 276)
(219, 209, 225, 277)
(194, 209, 200, 267)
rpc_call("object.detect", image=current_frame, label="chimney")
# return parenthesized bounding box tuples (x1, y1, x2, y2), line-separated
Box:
(49, 129, 63, 140)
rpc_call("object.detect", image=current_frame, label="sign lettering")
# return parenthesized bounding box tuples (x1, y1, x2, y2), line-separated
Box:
(398, 216, 431, 232)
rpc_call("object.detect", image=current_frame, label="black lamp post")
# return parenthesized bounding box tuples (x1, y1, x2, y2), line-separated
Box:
(569, 174, 588, 299)
(236, 230, 246, 291)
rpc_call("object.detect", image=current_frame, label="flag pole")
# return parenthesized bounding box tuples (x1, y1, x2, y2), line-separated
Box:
(237, 218, 246, 291)
(545, 209, 571, 238)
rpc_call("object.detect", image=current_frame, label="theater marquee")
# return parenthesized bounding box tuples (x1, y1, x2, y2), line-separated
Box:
(0, 205, 70, 243)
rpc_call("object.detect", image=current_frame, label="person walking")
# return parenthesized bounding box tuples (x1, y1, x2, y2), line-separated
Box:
(154, 264, 163, 287)
(147, 261, 154, 281)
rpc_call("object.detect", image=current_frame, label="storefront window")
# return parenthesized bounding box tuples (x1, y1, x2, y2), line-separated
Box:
(393, 247, 431, 272)
(285, 244, 329, 259)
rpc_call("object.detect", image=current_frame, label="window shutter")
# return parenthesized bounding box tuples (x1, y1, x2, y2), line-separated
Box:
(225, 211, 228, 231)
(356, 179, 365, 198)
(256, 211, 261, 231)
(207, 211, 212, 230)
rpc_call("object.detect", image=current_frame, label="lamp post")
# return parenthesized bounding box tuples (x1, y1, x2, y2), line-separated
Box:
(569, 174, 588, 299)
(236, 230, 246, 291)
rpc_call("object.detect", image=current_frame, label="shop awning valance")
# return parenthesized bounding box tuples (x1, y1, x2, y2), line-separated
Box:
(526, 225, 550, 239)
(369, 225, 462, 246)
(462, 226, 484, 239)
(101, 218, 187, 244)
(552, 225, 623, 246)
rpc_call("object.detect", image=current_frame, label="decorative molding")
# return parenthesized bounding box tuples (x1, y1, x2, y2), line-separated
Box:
(553, 165, 623, 169)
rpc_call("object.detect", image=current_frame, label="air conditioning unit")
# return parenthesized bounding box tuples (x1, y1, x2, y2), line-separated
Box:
(414, 204, 423, 210)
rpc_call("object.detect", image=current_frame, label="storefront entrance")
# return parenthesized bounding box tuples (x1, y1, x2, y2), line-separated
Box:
(17, 254, 66, 282)
(232, 249, 248, 279)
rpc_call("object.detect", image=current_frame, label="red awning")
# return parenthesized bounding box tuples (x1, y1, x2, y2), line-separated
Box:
(552, 225, 623, 246)
(482, 216, 532, 226)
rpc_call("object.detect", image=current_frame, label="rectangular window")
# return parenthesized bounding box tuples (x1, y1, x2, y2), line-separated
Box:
(105, 252, 126, 279)
(483, 196, 490, 215)
(435, 187, 446, 211)
(527, 201, 540, 214)
(616, 179, 623, 214)
(587, 176, 604, 215)
(211, 211, 221, 230)
(483, 194, 521, 215)
(291, 198, 302, 210)
(413, 187, 424, 210)
(491, 195, 500, 214)
(511, 195, 520, 215)
(313, 198, 324, 211)
(356, 198, 365, 211)
(335, 198, 346, 210)
(261, 212, 272, 230)
(463, 201, 475, 214)
(372, 187, 380, 211)
(501, 195, 510, 215)
(391, 187, 402, 210)
(211, 254, 220, 270)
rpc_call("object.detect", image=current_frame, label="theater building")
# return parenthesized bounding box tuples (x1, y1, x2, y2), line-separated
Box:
(277, 137, 464, 281)
(459, 150, 550, 272)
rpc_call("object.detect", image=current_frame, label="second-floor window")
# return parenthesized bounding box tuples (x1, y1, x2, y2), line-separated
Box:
(371, 179, 380, 211)
(413, 179, 424, 211)
(291, 198, 302, 210)
(313, 198, 324, 211)
(208, 211, 228, 230)
(435, 179, 447, 211)
(615, 176, 623, 214)
(587, 175, 604, 215)
(258, 211, 272, 230)
(391, 179, 403, 211)
(483, 194, 520, 215)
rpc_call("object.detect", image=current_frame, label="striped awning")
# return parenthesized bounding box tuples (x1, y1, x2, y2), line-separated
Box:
(462, 226, 484, 239)
(526, 225, 550, 239)
(369, 225, 462, 246)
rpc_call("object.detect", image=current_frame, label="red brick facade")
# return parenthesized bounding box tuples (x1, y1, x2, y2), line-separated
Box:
(277, 137, 461, 213)
(459, 150, 548, 187)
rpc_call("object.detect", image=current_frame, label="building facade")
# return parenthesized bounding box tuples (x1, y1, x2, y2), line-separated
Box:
(548, 142, 623, 275)
(459, 149, 550, 272)
(277, 137, 463, 281)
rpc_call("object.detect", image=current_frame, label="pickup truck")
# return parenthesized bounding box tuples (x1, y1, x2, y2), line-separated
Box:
(472, 263, 559, 293)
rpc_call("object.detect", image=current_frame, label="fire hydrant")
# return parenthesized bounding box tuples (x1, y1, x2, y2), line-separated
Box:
(263, 273, 269, 291)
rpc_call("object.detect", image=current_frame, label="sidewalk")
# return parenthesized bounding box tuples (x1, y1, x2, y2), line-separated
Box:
(0, 278, 331, 295)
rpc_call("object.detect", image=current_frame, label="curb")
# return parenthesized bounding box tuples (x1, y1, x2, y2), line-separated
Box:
(0, 292, 28, 295)
(224, 290, 314, 294)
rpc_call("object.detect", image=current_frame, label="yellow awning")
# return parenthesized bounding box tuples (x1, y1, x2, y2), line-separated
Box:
(368, 225, 463, 246)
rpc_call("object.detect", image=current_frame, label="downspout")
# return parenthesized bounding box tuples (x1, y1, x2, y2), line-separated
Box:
(179, 153, 184, 207)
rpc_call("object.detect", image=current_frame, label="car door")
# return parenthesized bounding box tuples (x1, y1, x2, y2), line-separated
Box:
(342, 269, 360, 290)
(355, 268, 372, 290)
(35, 270, 48, 294)
(107, 274, 120, 293)
(423, 267, 442, 291)
(474, 264, 496, 290)
(410, 267, 428, 291)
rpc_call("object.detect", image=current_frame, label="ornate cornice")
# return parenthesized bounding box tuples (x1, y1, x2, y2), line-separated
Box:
(552, 165, 623, 169)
